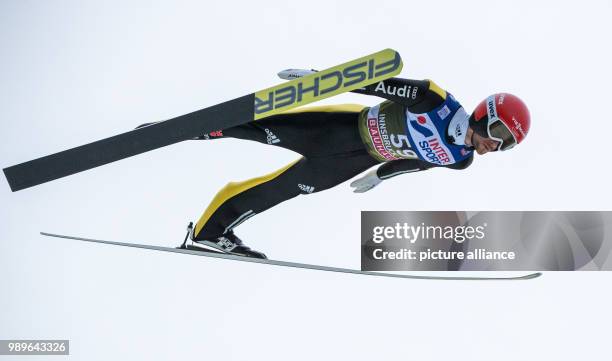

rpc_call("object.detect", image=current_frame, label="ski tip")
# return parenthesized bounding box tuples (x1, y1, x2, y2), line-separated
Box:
(381, 47, 401, 57)
(380, 48, 403, 70)
(522, 272, 543, 279)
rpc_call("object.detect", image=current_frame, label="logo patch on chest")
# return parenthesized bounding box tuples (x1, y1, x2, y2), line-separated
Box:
(406, 112, 455, 165)
(409, 116, 434, 137)
(437, 105, 451, 120)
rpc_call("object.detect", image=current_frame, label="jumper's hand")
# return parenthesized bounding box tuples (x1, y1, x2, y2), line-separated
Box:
(350, 169, 382, 193)
(278, 69, 317, 80)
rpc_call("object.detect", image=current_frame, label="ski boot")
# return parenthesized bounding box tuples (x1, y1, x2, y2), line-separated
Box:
(178, 222, 267, 259)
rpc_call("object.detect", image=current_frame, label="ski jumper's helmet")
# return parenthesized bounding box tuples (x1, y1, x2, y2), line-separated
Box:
(469, 93, 530, 151)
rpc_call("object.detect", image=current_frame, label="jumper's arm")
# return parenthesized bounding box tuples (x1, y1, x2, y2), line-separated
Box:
(350, 156, 473, 193)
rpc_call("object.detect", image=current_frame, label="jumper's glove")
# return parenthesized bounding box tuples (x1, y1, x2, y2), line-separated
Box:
(350, 169, 382, 193)
(278, 68, 317, 80)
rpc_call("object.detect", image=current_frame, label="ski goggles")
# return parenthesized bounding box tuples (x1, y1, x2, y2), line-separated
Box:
(485, 96, 517, 151)
(488, 119, 517, 151)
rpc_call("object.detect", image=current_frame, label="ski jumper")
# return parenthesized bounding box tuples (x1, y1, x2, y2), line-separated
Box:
(192, 78, 474, 240)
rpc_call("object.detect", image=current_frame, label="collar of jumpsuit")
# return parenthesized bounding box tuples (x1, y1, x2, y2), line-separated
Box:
(447, 106, 470, 146)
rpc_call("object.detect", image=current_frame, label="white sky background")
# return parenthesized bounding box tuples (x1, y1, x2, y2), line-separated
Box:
(1, 0, 611, 360)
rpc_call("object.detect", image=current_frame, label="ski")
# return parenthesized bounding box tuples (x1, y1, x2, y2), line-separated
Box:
(40, 232, 542, 281)
(4, 49, 402, 192)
